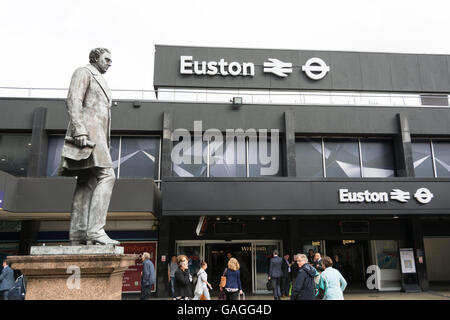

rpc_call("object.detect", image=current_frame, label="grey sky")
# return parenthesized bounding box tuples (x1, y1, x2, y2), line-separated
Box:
(1, 0, 450, 91)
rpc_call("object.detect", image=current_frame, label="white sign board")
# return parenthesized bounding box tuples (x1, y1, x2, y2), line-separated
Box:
(399, 248, 417, 274)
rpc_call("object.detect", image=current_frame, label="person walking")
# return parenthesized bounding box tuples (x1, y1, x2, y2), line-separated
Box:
(168, 255, 178, 298)
(312, 252, 324, 272)
(281, 253, 291, 298)
(268, 250, 283, 300)
(332, 254, 343, 273)
(174, 255, 194, 300)
(193, 261, 212, 300)
(318, 256, 347, 300)
(307, 249, 315, 264)
(291, 254, 317, 300)
(140, 252, 156, 300)
(223, 258, 243, 300)
(0, 260, 15, 300)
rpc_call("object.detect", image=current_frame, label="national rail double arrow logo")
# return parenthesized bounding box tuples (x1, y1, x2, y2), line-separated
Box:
(263, 58, 293, 78)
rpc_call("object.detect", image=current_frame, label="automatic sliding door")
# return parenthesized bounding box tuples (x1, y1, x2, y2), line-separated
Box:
(176, 242, 204, 277)
(253, 241, 281, 294)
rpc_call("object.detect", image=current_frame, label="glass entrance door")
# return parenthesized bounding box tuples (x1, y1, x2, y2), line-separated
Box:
(176, 242, 204, 278)
(252, 241, 282, 294)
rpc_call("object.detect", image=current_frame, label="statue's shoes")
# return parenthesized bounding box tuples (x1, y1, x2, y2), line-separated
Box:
(86, 235, 120, 245)
(70, 240, 87, 246)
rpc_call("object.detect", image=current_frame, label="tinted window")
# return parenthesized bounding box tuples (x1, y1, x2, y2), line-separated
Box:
(324, 139, 361, 177)
(0, 134, 32, 177)
(360, 139, 395, 177)
(295, 138, 324, 178)
(412, 141, 434, 178)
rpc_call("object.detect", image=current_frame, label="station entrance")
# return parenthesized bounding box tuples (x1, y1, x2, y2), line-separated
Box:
(176, 240, 282, 294)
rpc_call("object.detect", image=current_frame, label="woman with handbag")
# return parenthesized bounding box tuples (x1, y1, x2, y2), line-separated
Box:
(223, 258, 243, 300)
(193, 261, 212, 300)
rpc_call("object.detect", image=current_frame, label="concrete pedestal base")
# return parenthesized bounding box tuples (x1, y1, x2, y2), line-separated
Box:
(8, 246, 137, 300)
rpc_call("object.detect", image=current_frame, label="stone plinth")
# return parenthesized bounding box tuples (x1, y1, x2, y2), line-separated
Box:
(8, 246, 137, 300)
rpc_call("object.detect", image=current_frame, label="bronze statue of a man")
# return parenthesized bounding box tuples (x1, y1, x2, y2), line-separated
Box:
(59, 47, 119, 246)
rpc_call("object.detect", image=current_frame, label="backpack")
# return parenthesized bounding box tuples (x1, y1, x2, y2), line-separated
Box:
(7, 275, 26, 300)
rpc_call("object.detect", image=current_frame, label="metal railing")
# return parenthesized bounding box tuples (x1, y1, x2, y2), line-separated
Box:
(0, 86, 449, 108)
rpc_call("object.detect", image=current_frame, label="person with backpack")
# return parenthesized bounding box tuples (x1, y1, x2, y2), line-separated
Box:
(290, 254, 317, 300)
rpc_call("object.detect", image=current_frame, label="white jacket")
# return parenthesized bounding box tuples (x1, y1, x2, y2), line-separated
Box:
(195, 268, 208, 295)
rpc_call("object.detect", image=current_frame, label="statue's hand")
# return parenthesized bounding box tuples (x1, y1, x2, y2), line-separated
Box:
(74, 135, 88, 147)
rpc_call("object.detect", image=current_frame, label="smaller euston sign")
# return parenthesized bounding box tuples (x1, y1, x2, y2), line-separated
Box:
(339, 187, 434, 204)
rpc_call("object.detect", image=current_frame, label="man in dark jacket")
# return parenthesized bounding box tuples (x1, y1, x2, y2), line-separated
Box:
(268, 250, 283, 300)
(281, 253, 291, 298)
(0, 259, 15, 300)
(291, 254, 317, 300)
(140, 252, 156, 300)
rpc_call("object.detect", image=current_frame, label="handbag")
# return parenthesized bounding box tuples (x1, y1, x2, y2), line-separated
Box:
(219, 268, 227, 288)
(316, 275, 326, 300)
(266, 279, 273, 291)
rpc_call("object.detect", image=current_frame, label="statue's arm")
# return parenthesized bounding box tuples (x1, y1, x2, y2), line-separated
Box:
(66, 67, 90, 137)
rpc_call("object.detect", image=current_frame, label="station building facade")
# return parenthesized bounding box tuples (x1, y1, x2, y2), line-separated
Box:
(1, 45, 450, 296)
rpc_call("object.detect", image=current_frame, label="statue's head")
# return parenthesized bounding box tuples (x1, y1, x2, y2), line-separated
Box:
(89, 47, 111, 74)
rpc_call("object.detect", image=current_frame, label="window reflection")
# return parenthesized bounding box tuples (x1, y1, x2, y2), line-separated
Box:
(0, 134, 32, 177)
(46, 135, 160, 179)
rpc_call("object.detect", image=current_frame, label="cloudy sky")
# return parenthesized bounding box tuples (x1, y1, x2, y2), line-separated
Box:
(1, 0, 450, 92)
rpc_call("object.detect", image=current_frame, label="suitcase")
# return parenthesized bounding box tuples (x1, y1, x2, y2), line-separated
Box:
(238, 291, 245, 300)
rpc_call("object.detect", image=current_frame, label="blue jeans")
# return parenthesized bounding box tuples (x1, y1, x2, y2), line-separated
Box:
(170, 276, 175, 297)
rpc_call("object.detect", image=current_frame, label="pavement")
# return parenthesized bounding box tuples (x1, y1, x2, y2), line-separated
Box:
(124, 289, 450, 300)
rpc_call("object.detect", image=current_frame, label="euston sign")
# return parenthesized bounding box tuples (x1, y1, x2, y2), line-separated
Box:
(339, 188, 434, 204)
(180, 56, 329, 80)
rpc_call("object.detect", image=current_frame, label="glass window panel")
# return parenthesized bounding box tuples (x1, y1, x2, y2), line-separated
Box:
(209, 138, 246, 177)
(157, 88, 175, 100)
(172, 138, 207, 177)
(248, 137, 282, 177)
(269, 91, 301, 104)
(295, 138, 324, 178)
(324, 138, 361, 177)
(110, 137, 120, 178)
(412, 141, 434, 178)
(239, 90, 270, 104)
(330, 92, 358, 105)
(432, 140, 450, 177)
(357, 93, 391, 105)
(206, 89, 235, 103)
(118, 137, 160, 179)
(174, 89, 198, 102)
(0, 134, 32, 177)
(302, 91, 332, 105)
(360, 139, 395, 177)
(46, 136, 64, 176)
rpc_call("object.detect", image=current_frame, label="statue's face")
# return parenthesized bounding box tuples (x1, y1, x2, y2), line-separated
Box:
(95, 51, 112, 74)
